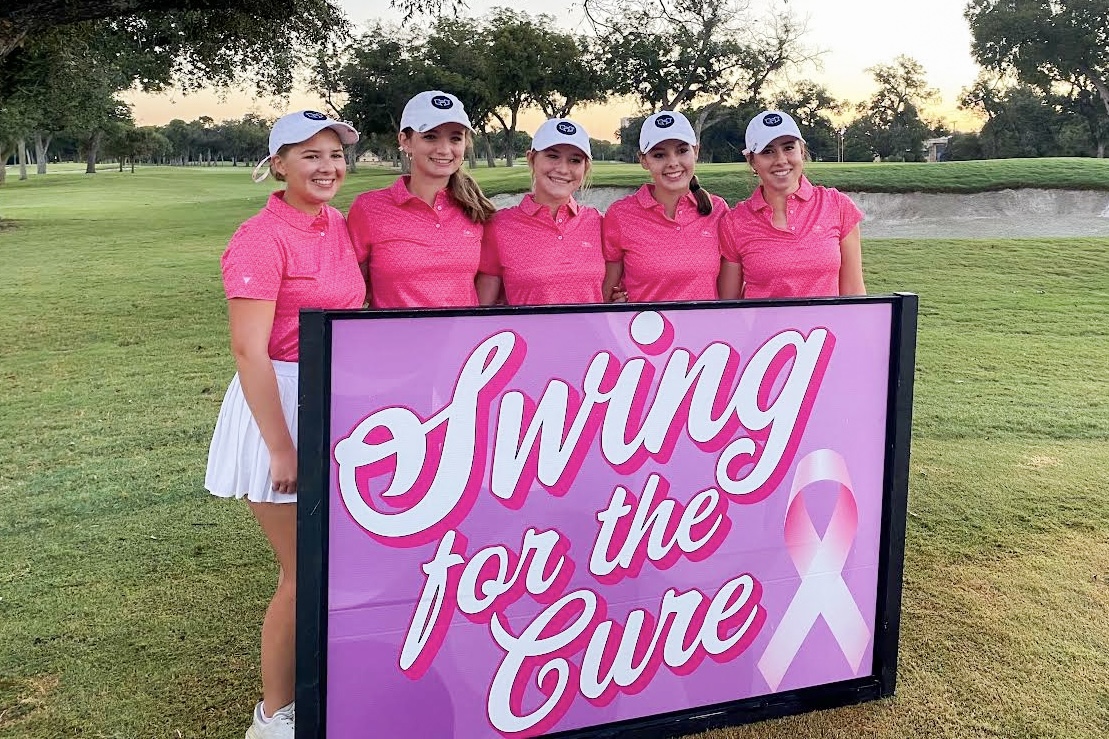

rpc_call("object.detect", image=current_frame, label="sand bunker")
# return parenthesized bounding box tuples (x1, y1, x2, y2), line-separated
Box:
(491, 187, 1109, 239)
(850, 189, 1109, 239)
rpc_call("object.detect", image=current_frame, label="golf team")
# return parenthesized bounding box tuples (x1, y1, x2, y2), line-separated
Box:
(203, 90, 867, 739)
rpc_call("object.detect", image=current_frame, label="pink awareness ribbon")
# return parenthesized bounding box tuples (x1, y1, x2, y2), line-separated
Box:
(756, 449, 872, 691)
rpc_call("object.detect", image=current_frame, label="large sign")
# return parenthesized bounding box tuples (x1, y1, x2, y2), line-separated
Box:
(297, 296, 916, 738)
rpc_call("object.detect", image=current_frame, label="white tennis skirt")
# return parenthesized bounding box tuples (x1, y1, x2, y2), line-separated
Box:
(204, 360, 299, 504)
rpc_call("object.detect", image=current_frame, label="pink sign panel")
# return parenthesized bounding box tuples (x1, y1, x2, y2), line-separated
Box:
(298, 299, 913, 738)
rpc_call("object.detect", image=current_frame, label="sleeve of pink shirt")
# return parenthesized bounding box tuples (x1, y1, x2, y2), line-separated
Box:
(221, 221, 283, 301)
(718, 209, 740, 263)
(601, 207, 624, 262)
(345, 193, 372, 265)
(478, 216, 504, 277)
(836, 189, 865, 234)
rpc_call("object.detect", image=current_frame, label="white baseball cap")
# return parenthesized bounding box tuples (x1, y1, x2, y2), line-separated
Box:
(268, 110, 358, 158)
(531, 118, 592, 159)
(744, 110, 806, 155)
(400, 90, 474, 133)
(252, 110, 359, 182)
(639, 110, 697, 153)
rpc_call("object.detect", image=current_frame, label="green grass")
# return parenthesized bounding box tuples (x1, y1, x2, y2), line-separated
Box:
(0, 165, 1107, 738)
(8, 154, 1109, 208)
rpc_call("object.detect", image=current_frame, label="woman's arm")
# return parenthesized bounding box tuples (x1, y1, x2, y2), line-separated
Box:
(228, 298, 297, 495)
(717, 258, 742, 299)
(838, 224, 866, 295)
(476, 273, 503, 306)
(602, 260, 625, 303)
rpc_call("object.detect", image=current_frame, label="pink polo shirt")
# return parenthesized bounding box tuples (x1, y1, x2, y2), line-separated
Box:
(602, 185, 729, 302)
(347, 176, 483, 309)
(479, 194, 604, 305)
(221, 192, 366, 362)
(719, 176, 864, 299)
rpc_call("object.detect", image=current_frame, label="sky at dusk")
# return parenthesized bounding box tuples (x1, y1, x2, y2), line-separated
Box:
(125, 0, 986, 138)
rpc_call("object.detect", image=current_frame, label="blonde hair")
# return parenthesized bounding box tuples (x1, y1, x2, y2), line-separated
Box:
(449, 169, 496, 223)
(270, 143, 293, 182)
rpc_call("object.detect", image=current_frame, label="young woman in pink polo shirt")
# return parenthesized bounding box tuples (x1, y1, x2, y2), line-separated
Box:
(205, 111, 364, 739)
(718, 110, 866, 299)
(602, 110, 728, 303)
(476, 117, 605, 306)
(347, 90, 496, 308)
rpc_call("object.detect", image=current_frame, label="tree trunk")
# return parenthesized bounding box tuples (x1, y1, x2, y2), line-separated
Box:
(504, 107, 520, 167)
(1098, 141, 1105, 159)
(85, 130, 102, 174)
(483, 134, 496, 168)
(1077, 64, 1109, 119)
(491, 111, 518, 166)
(18, 139, 28, 180)
(34, 132, 50, 175)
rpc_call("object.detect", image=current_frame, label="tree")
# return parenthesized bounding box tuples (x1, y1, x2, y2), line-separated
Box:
(2, 1, 347, 78)
(105, 124, 171, 172)
(773, 82, 844, 161)
(530, 35, 609, 120)
(216, 115, 270, 166)
(966, 0, 1109, 157)
(589, 138, 619, 161)
(960, 77, 1087, 158)
(479, 8, 559, 167)
(694, 103, 760, 162)
(336, 11, 602, 169)
(422, 17, 500, 168)
(1, 0, 350, 200)
(853, 55, 936, 161)
(582, 0, 812, 137)
(945, 132, 985, 161)
(386, 0, 469, 22)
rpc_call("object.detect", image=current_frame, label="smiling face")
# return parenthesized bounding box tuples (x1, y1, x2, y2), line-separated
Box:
(639, 139, 698, 197)
(528, 144, 589, 207)
(749, 135, 806, 195)
(271, 128, 346, 214)
(400, 122, 469, 183)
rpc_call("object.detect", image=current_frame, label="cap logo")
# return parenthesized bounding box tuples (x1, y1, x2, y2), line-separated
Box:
(655, 114, 675, 129)
(431, 95, 454, 110)
(303, 111, 327, 121)
(763, 113, 783, 127)
(556, 121, 577, 136)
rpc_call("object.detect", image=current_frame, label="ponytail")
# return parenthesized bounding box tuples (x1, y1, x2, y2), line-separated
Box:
(448, 169, 496, 224)
(689, 175, 713, 216)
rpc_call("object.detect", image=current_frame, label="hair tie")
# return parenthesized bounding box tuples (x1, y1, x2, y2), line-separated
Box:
(251, 156, 272, 183)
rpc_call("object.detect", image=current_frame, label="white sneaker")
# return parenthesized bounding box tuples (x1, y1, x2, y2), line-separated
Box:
(245, 701, 295, 739)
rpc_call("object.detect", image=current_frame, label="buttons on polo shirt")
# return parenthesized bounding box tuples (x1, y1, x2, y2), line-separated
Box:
(436, 205, 443, 211)
(435, 223, 442, 229)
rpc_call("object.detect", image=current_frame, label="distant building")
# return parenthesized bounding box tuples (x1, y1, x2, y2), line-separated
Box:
(924, 136, 952, 162)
